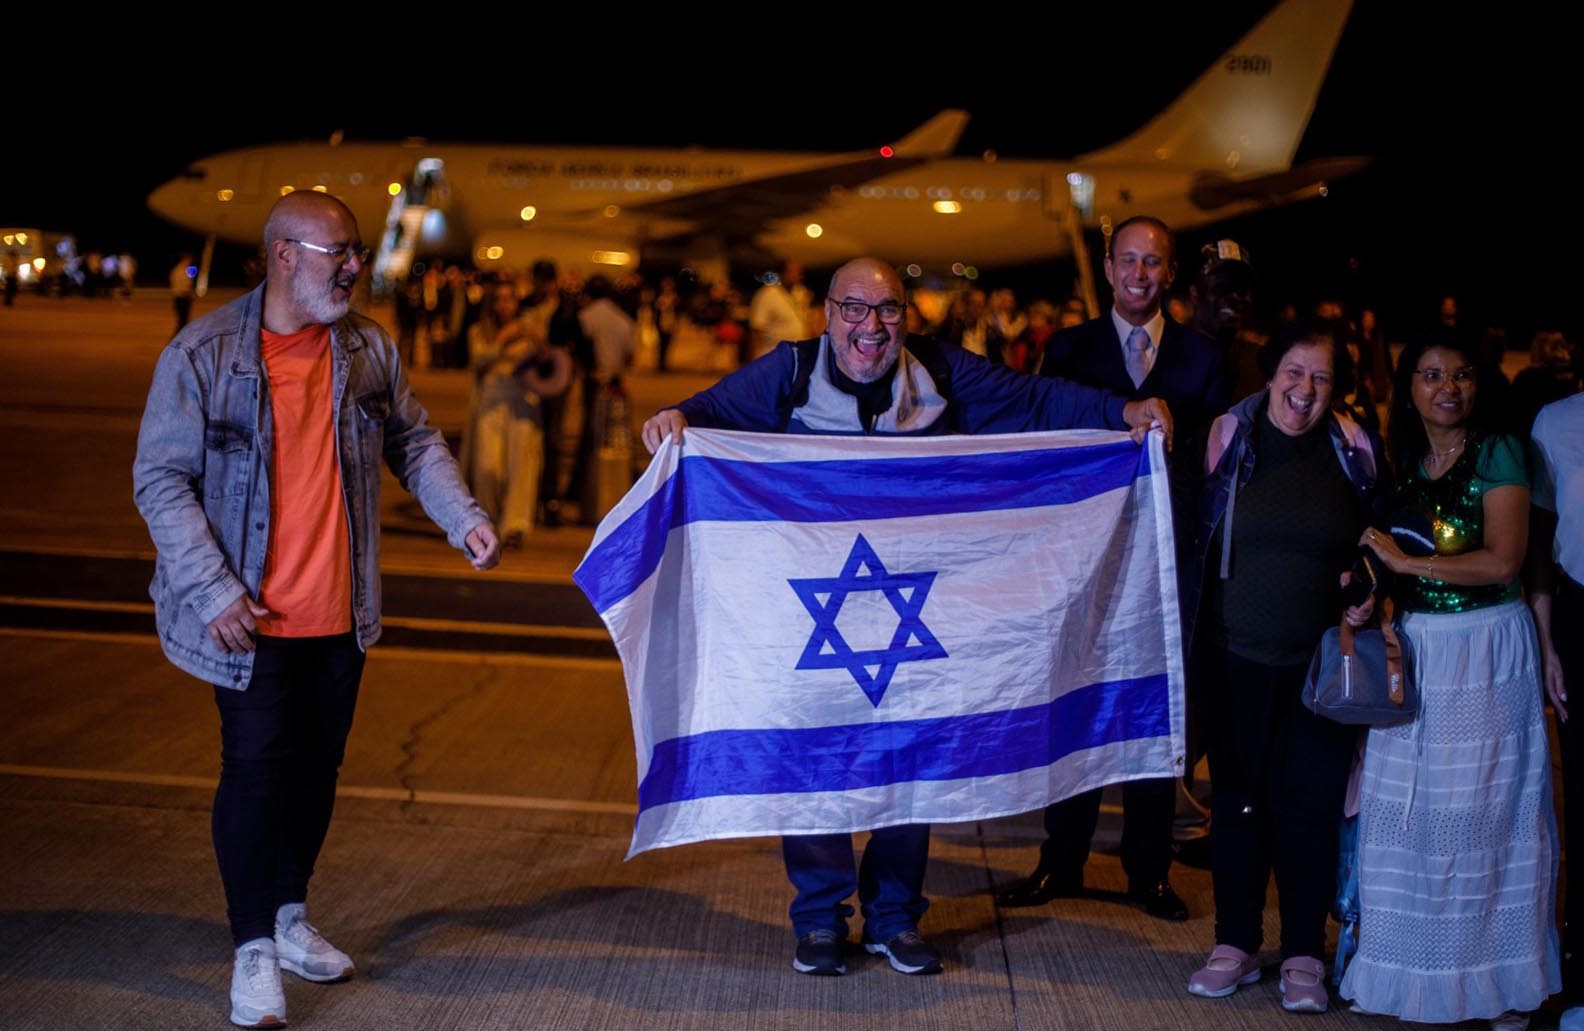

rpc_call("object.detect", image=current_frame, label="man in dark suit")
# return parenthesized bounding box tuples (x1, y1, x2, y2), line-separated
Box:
(997, 215, 1229, 921)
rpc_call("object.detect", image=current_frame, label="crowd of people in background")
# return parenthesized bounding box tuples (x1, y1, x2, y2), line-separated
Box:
(301, 242, 1580, 576)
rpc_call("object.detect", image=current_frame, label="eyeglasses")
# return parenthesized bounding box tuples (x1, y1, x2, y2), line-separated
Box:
(1413, 367, 1476, 387)
(831, 298, 905, 325)
(286, 239, 372, 265)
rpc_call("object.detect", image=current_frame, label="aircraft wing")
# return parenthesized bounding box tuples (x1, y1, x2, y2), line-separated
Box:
(615, 110, 968, 237)
(1188, 156, 1372, 211)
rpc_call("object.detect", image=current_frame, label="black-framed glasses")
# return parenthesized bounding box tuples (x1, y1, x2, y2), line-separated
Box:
(831, 298, 905, 325)
(1413, 367, 1476, 387)
(286, 238, 372, 265)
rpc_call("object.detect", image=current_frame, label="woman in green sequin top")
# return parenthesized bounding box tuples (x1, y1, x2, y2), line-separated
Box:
(1360, 339, 1528, 609)
(1342, 334, 1559, 1028)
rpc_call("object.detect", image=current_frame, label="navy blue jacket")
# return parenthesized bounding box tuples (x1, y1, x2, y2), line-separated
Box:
(675, 336, 1130, 435)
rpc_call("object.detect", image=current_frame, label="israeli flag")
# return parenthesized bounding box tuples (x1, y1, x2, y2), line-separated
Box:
(574, 428, 1185, 857)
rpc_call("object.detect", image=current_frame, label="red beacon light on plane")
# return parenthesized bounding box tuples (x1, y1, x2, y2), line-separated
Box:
(879, 146, 894, 158)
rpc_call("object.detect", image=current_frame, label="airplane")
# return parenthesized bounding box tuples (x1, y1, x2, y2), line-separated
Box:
(146, 0, 1360, 294)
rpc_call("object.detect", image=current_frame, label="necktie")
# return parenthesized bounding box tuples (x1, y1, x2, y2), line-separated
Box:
(1125, 326, 1152, 389)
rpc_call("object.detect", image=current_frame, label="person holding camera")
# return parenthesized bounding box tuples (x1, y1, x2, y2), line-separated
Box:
(1183, 320, 1384, 1014)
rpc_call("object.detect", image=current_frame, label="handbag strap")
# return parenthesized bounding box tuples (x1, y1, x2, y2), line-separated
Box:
(1337, 596, 1405, 706)
(1380, 597, 1404, 706)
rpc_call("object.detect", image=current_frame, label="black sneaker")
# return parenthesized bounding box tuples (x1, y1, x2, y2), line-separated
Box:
(792, 929, 846, 975)
(863, 930, 943, 975)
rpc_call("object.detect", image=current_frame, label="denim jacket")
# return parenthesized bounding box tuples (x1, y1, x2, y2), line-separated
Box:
(132, 284, 487, 688)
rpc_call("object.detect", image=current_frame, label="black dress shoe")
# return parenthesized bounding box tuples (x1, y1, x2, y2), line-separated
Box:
(995, 867, 1085, 908)
(1128, 880, 1189, 921)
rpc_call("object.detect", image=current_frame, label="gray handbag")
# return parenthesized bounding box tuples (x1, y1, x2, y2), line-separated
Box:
(1303, 601, 1418, 726)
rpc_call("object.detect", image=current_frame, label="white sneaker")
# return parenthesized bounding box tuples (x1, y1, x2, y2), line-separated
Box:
(1560, 1005, 1584, 1031)
(1490, 1011, 1530, 1031)
(274, 903, 355, 983)
(229, 939, 286, 1028)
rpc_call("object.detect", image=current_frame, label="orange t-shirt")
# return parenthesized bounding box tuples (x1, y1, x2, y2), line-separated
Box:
(255, 324, 353, 637)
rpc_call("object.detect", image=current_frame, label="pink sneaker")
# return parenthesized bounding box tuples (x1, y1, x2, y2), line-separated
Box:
(1187, 944, 1261, 998)
(1278, 956, 1328, 1013)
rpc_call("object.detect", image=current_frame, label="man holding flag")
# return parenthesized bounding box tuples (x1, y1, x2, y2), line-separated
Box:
(634, 257, 1173, 978)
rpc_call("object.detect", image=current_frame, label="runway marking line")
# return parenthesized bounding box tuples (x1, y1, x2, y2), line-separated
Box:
(0, 543, 155, 561)
(0, 627, 622, 671)
(0, 762, 639, 816)
(0, 595, 611, 640)
(0, 544, 579, 585)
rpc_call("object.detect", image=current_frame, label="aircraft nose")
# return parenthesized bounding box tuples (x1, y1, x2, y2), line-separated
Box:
(147, 176, 212, 233)
(146, 179, 182, 223)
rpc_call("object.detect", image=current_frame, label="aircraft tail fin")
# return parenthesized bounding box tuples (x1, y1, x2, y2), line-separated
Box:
(1079, 0, 1353, 174)
(890, 109, 970, 158)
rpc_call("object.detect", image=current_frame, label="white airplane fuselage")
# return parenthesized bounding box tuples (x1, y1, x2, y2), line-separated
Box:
(147, 0, 1360, 277)
(147, 142, 1302, 270)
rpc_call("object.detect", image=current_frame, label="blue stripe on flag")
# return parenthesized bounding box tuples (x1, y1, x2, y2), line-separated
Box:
(575, 439, 1147, 614)
(635, 675, 1170, 811)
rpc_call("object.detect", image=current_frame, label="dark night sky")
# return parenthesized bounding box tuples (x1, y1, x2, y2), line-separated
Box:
(7, 5, 1568, 338)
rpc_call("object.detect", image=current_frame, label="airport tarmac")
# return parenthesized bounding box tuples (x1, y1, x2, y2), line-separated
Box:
(0, 295, 1553, 1028)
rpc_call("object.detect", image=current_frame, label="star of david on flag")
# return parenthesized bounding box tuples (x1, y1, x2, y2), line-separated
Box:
(574, 428, 1185, 856)
(788, 534, 947, 707)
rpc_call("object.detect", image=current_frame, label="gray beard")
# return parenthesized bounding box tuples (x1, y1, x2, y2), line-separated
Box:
(290, 272, 349, 325)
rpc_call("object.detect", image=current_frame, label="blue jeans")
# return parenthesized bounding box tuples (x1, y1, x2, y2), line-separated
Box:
(781, 825, 930, 941)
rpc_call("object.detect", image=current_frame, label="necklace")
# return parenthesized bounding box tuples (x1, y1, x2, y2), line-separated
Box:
(1425, 435, 1466, 467)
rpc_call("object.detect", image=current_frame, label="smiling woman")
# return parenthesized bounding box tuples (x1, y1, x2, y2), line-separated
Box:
(1344, 333, 1560, 1028)
(1264, 338, 1335, 437)
(1186, 319, 1383, 1016)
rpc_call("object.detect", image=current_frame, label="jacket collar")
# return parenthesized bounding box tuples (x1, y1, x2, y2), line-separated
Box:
(229, 282, 365, 378)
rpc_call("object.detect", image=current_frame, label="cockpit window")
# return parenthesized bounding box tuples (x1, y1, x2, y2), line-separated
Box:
(180, 166, 207, 181)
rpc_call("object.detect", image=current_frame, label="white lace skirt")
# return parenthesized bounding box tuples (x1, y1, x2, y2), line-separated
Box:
(1340, 600, 1561, 1021)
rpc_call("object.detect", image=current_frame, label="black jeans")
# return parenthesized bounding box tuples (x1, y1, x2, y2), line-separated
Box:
(212, 633, 364, 945)
(1202, 643, 1358, 959)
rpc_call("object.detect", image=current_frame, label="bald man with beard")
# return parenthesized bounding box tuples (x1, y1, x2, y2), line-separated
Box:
(134, 191, 500, 1028)
(643, 256, 1173, 978)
